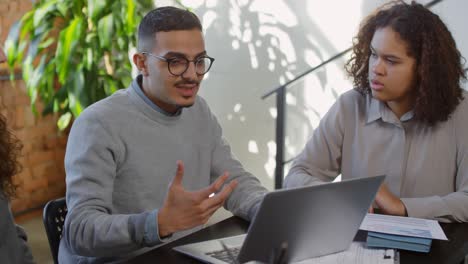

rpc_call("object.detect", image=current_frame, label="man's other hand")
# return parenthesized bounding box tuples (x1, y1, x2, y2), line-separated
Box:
(374, 183, 407, 216)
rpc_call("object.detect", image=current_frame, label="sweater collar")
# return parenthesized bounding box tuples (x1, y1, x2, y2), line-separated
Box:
(127, 76, 184, 124)
(133, 75, 182, 116)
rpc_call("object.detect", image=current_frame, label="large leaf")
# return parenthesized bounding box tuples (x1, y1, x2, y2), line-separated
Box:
(40, 59, 57, 103)
(84, 33, 97, 70)
(97, 14, 114, 49)
(103, 74, 119, 95)
(4, 21, 26, 69)
(84, 47, 93, 70)
(43, 83, 68, 115)
(125, 0, 136, 35)
(26, 37, 41, 62)
(87, 0, 107, 22)
(33, 21, 53, 37)
(56, 1, 71, 17)
(55, 17, 83, 83)
(38, 37, 55, 50)
(68, 69, 85, 117)
(33, 0, 58, 27)
(57, 112, 72, 131)
(26, 55, 47, 115)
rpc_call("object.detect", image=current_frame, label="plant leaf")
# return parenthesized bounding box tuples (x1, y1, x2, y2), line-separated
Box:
(87, 0, 107, 22)
(57, 112, 72, 131)
(125, 0, 135, 35)
(56, 17, 83, 83)
(4, 21, 22, 68)
(68, 69, 85, 117)
(84, 47, 93, 70)
(38, 37, 55, 49)
(97, 13, 114, 49)
(40, 59, 57, 104)
(26, 37, 41, 61)
(8, 0, 153, 130)
(103, 74, 119, 95)
(33, 0, 58, 28)
(56, 1, 70, 16)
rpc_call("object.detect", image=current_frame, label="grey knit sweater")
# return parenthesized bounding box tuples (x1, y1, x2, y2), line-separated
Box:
(0, 195, 35, 264)
(59, 77, 267, 263)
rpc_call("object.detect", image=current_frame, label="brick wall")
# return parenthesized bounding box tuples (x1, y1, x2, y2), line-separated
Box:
(1, 0, 67, 215)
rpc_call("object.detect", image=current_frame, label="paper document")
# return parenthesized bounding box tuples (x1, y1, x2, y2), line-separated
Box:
(294, 242, 398, 264)
(360, 214, 447, 240)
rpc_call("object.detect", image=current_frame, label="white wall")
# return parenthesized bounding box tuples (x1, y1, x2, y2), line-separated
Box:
(157, 0, 468, 222)
(176, 0, 468, 189)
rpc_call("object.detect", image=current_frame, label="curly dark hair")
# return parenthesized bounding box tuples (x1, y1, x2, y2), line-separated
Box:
(0, 113, 22, 200)
(346, 1, 466, 125)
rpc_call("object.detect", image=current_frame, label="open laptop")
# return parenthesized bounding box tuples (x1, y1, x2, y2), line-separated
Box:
(174, 175, 385, 263)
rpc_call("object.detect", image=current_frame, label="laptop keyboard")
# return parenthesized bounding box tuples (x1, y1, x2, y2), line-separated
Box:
(206, 246, 241, 263)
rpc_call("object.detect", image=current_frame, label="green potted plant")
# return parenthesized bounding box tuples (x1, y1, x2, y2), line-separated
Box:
(4, 0, 154, 130)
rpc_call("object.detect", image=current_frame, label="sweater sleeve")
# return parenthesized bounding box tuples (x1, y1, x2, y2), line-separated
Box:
(62, 110, 163, 257)
(208, 110, 268, 221)
(401, 99, 468, 223)
(0, 198, 35, 264)
(401, 150, 468, 223)
(14, 225, 35, 264)
(283, 96, 345, 188)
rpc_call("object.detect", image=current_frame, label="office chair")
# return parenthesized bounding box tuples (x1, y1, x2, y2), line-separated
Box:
(43, 197, 67, 264)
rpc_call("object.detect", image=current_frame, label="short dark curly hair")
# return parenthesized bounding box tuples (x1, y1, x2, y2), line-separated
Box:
(137, 6, 202, 52)
(0, 113, 22, 200)
(346, 1, 466, 125)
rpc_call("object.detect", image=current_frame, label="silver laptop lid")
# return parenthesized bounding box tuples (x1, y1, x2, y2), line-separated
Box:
(238, 175, 385, 263)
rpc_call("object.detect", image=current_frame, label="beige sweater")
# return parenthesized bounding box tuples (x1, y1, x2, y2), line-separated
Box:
(285, 89, 468, 223)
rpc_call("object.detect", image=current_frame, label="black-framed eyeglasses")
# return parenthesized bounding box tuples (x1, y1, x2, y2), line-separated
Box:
(142, 52, 215, 76)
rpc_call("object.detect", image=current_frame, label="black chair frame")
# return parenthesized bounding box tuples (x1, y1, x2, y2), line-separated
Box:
(43, 197, 67, 264)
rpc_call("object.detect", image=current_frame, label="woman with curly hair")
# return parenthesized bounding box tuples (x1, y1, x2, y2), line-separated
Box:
(0, 48, 35, 263)
(284, 1, 468, 222)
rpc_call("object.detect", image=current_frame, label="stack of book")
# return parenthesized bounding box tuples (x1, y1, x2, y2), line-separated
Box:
(366, 231, 432, 252)
(359, 214, 447, 253)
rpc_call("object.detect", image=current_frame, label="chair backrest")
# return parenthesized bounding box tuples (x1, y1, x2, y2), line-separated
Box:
(43, 197, 67, 264)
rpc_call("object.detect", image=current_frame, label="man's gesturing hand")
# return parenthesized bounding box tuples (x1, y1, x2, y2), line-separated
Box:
(158, 161, 238, 237)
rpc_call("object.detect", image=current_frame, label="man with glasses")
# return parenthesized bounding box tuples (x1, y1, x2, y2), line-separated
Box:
(59, 6, 268, 263)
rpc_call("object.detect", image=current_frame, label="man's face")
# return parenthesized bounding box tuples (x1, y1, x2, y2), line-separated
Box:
(139, 29, 206, 113)
(368, 27, 416, 113)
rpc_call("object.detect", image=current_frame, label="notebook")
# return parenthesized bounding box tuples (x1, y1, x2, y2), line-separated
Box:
(173, 175, 385, 263)
(360, 213, 448, 253)
(367, 232, 432, 253)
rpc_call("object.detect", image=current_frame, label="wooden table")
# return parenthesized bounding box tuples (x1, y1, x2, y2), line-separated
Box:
(127, 216, 468, 264)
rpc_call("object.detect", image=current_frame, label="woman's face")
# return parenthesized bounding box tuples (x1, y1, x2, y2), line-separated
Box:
(368, 26, 417, 116)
